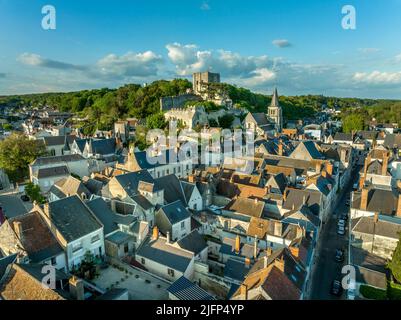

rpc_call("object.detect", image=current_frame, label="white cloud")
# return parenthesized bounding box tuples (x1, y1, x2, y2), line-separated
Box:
(200, 1, 210, 10)
(272, 39, 292, 48)
(96, 51, 163, 77)
(18, 53, 86, 71)
(353, 70, 401, 85)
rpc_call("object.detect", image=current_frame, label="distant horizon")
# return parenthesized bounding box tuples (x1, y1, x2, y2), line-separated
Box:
(1, 0, 401, 98)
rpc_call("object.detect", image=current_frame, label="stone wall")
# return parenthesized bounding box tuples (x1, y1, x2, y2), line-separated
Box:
(160, 94, 202, 111)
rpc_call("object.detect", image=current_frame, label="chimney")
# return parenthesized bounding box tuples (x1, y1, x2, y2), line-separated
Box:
(361, 187, 369, 210)
(283, 188, 288, 201)
(373, 212, 379, 223)
(340, 149, 347, 162)
(235, 235, 241, 254)
(244, 257, 251, 269)
(166, 231, 171, 244)
(382, 152, 389, 176)
(290, 245, 300, 259)
(13, 221, 24, 241)
(69, 276, 85, 301)
(321, 170, 327, 178)
(188, 175, 195, 183)
(240, 284, 248, 300)
(397, 193, 401, 217)
(326, 162, 333, 176)
(152, 226, 159, 240)
(278, 142, 283, 156)
(253, 235, 258, 259)
(263, 255, 268, 268)
(315, 163, 321, 174)
(359, 176, 365, 190)
(266, 247, 273, 257)
(273, 221, 282, 236)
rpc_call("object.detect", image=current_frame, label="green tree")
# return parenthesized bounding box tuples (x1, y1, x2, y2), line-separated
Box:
(146, 112, 167, 129)
(2, 123, 13, 131)
(0, 133, 47, 182)
(342, 114, 364, 133)
(24, 182, 45, 204)
(388, 233, 401, 283)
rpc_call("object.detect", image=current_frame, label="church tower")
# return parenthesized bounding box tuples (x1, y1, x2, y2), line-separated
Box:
(267, 88, 283, 132)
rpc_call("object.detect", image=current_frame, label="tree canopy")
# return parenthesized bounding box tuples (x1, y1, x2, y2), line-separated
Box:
(388, 233, 401, 283)
(0, 133, 47, 182)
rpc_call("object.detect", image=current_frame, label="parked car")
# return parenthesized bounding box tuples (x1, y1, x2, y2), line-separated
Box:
(338, 219, 345, 227)
(340, 213, 348, 221)
(20, 194, 30, 202)
(330, 280, 343, 296)
(337, 225, 345, 235)
(334, 249, 345, 263)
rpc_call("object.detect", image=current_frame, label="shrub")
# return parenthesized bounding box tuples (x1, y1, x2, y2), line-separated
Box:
(360, 285, 387, 300)
(388, 282, 401, 300)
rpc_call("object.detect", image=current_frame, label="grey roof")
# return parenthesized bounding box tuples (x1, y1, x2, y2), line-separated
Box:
(0, 254, 17, 279)
(87, 198, 136, 235)
(136, 236, 193, 272)
(177, 230, 207, 255)
(224, 258, 249, 282)
(73, 139, 89, 153)
(158, 200, 190, 225)
(134, 149, 183, 170)
(48, 195, 102, 242)
(351, 215, 401, 239)
(352, 187, 399, 216)
(114, 170, 158, 197)
(31, 154, 85, 166)
(106, 231, 132, 245)
(37, 165, 69, 179)
(88, 138, 116, 155)
(333, 132, 353, 141)
(167, 276, 215, 300)
(43, 135, 76, 147)
(384, 134, 401, 148)
(96, 288, 129, 300)
(82, 177, 104, 195)
(250, 113, 270, 126)
(283, 189, 322, 216)
(131, 194, 153, 210)
(270, 87, 280, 108)
(155, 174, 187, 205)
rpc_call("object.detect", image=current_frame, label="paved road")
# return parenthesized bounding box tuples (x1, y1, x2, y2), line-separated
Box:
(0, 192, 31, 219)
(309, 170, 359, 300)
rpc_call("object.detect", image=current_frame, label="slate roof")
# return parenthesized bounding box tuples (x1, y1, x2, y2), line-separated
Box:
(133, 149, 184, 169)
(351, 215, 401, 239)
(106, 231, 132, 245)
(250, 113, 270, 126)
(88, 138, 116, 155)
(48, 195, 102, 242)
(224, 258, 249, 282)
(177, 230, 207, 255)
(113, 170, 159, 197)
(155, 174, 187, 205)
(31, 154, 85, 166)
(87, 198, 136, 235)
(157, 200, 190, 225)
(0, 254, 17, 279)
(384, 134, 401, 148)
(352, 187, 399, 215)
(282, 189, 322, 216)
(333, 132, 353, 142)
(37, 165, 70, 179)
(42, 135, 76, 147)
(167, 276, 215, 300)
(131, 194, 153, 210)
(136, 236, 193, 272)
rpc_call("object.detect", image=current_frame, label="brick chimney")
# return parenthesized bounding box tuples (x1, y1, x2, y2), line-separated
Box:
(278, 142, 283, 156)
(382, 152, 389, 176)
(235, 235, 241, 254)
(244, 257, 251, 269)
(360, 187, 369, 211)
(69, 276, 85, 301)
(13, 221, 24, 241)
(290, 245, 300, 259)
(397, 193, 401, 217)
(315, 162, 321, 174)
(188, 175, 195, 183)
(326, 162, 334, 176)
(321, 170, 327, 178)
(152, 226, 159, 240)
(240, 284, 248, 300)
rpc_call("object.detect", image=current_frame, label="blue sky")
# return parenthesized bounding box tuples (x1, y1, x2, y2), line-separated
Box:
(1, 0, 401, 98)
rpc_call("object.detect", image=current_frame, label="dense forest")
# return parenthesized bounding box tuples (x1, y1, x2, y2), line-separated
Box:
(1, 79, 400, 134)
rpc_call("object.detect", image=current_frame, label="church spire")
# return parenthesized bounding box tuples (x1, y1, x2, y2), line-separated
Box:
(270, 87, 280, 107)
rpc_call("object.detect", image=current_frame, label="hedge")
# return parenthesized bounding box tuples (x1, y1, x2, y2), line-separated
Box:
(388, 282, 401, 300)
(359, 285, 387, 300)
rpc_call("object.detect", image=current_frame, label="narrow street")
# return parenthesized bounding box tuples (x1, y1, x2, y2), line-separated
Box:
(309, 167, 359, 300)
